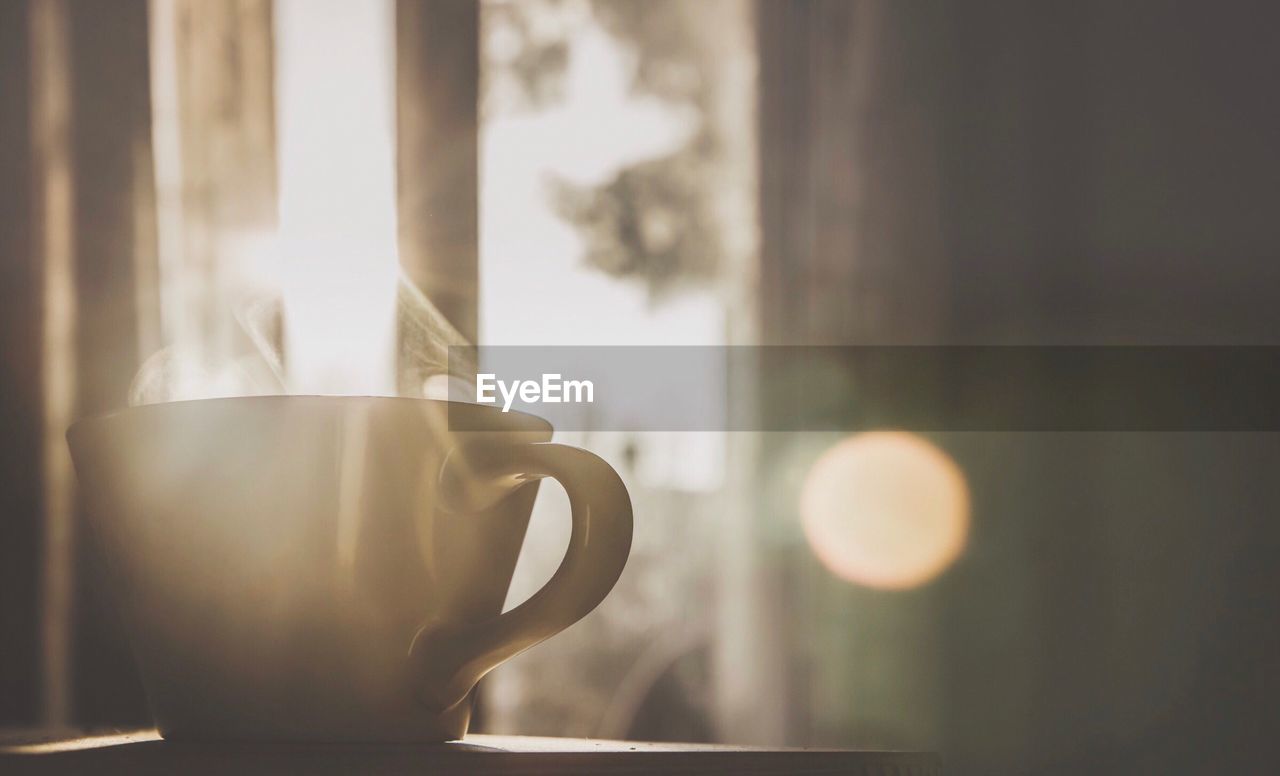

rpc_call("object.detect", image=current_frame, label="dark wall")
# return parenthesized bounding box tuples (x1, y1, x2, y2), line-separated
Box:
(936, 3, 1280, 771)
(65, 0, 157, 726)
(941, 0, 1280, 344)
(0, 0, 156, 727)
(759, 1, 1280, 772)
(0, 0, 41, 727)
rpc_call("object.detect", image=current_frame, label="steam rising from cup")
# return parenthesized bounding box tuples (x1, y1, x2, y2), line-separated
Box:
(131, 0, 472, 407)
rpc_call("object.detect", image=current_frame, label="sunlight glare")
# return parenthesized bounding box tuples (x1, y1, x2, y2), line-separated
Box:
(275, 0, 399, 396)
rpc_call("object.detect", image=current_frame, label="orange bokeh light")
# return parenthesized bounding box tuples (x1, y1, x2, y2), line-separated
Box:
(800, 432, 969, 590)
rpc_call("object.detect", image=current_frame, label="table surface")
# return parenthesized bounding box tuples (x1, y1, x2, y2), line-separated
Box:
(0, 729, 940, 775)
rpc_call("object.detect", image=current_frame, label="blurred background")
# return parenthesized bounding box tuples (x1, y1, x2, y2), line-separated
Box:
(3, 0, 1280, 772)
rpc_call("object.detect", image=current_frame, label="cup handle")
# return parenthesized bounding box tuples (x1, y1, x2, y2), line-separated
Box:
(409, 441, 633, 712)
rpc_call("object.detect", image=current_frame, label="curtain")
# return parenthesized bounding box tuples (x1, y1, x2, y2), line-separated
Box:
(0, 0, 479, 728)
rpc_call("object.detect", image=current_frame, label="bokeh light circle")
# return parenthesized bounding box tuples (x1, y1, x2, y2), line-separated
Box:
(800, 432, 969, 590)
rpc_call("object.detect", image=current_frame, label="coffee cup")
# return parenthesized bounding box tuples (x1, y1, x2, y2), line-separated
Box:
(67, 395, 632, 742)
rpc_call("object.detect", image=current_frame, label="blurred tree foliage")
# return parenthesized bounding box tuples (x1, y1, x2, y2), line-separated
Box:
(483, 0, 732, 298)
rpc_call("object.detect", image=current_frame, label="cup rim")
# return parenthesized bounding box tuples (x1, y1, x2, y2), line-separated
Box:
(67, 394, 554, 443)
